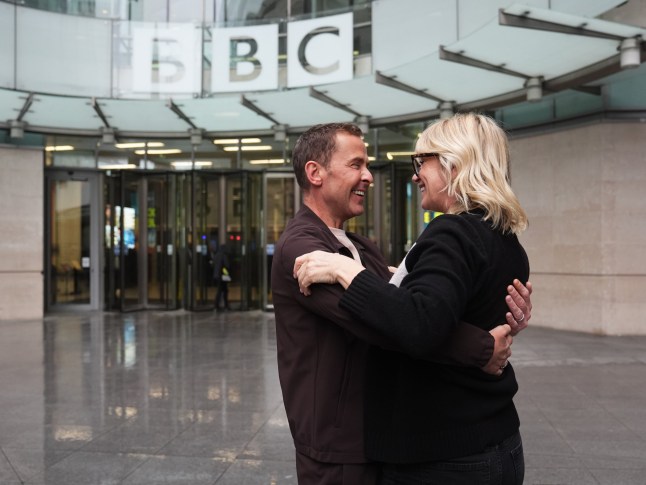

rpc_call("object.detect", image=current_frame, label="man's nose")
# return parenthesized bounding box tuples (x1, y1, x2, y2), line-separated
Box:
(362, 167, 373, 183)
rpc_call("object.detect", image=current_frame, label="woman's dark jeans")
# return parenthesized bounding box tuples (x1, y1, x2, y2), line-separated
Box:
(380, 431, 524, 485)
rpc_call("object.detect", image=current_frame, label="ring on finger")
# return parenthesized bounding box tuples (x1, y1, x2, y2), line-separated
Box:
(515, 313, 525, 322)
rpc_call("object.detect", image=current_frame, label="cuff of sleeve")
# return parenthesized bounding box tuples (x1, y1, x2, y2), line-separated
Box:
(339, 269, 384, 314)
(477, 334, 495, 368)
(440, 324, 495, 368)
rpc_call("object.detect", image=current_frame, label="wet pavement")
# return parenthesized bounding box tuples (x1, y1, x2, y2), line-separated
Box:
(1, 310, 645, 484)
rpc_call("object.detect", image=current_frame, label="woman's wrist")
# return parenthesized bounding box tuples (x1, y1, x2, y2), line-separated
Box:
(336, 262, 364, 289)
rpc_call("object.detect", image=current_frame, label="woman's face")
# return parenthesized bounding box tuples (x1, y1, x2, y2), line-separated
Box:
(412, 154, 455, 212)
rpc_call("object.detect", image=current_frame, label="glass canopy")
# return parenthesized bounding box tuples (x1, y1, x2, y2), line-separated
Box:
(1, 0, 644, 140)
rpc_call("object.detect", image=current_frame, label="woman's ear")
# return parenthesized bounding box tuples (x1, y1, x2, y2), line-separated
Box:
(305, 160, 324, 187)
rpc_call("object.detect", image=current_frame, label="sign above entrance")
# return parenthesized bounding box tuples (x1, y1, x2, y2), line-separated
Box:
(211, 24, 279, 93)
(132, 13, 354, 95)
(286, 13, 354, 88)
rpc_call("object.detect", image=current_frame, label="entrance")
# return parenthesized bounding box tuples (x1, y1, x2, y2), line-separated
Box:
(45, 170, 101, 311)
(104, 171, 177, 311)
(45, 167, 414, 314)
(190, 171, 245, 311)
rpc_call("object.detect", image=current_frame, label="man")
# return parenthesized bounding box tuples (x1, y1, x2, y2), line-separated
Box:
(271, 123, 531, 484)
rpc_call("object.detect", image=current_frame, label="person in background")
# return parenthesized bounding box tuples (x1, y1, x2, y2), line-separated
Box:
(295, 113, 530, 484)
(272, 121, 532, 485)
(211, 242, 230, 311)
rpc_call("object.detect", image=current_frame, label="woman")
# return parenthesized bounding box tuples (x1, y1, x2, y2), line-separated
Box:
(294, 113, 529, 484)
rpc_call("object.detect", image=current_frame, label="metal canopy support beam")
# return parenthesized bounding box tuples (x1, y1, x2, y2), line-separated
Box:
(16, 93, 34, 121)
(460, 55, 620, 111)
(309, 87, 363, 117)
(91, 98, 111, 128)
(499, 10, 624, 41)
(439, 46, 530, 79)
(167, 98, 198, 129)
(458, 88, 527, 112)
(375, 71, 444, 103)
(543, 54, 621, 94)
(240, 95, 280, 125)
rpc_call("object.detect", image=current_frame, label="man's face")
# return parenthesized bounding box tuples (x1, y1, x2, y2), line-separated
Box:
(320, 132, 373, 227)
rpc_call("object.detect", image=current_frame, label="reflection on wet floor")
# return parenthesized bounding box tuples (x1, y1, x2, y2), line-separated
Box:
(1, 311, 646, 484)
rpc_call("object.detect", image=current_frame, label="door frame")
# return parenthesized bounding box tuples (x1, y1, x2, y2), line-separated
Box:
(44, 169, 102, 312)
(116, 171, 177, 312)
(189, 170, 228, 311)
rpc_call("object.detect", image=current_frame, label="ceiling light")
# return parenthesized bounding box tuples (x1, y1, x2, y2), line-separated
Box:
(171, 160, 213, 169)
(620, 38, 641, 69)
(45, 145, 74, 152)
(386, 151, 415, 160)
(249, 159, 285, 165)
(98, 163, 137, 170)
(223, 145, 272, 152)
(213, 137, 262, 145)
(115, 142, 165, 149)
(134, 149, 182, 155)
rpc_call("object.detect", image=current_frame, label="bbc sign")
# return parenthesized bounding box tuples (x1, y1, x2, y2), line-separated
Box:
(132, 13, 353, 95)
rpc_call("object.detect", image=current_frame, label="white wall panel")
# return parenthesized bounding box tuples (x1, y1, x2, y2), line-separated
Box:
(457, 0, 548, 39)
(15, 8, 112, 96)
(372, 0, 457, 71)
(551, 0, 628, 17)
(0, 3, 15, 89)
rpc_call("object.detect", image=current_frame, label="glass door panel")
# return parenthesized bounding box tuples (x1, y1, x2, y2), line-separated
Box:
(357, 162, 420, 267)
(174, 172, 189, 309)
(263, 174, 298, 309)
(224, 173, 243, 310)
(192, 172, 221, 310)
(243, 172, 263, 310)
(47, 171, 100, 310)
(146, 174, 176, 309)
(119, 172, 141, 310)
(191, 171, 244, 311)
(110, 171, 176, 311)
(391, 163, 419, 265)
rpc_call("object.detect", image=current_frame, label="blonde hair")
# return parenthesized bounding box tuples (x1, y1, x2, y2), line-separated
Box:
(417, 113, 528, 235)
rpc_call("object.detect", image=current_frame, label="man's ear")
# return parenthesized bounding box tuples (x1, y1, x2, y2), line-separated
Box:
(305, 160, 324, 187)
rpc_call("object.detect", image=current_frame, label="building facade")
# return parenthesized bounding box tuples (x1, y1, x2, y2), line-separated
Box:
(1, 0, 645, 334)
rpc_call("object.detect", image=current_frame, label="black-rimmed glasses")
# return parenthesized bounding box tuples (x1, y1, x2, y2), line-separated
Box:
(411, 153, 439, 176)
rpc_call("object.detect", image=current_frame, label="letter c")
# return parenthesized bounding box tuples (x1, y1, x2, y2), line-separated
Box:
(297, 26, 340, 75)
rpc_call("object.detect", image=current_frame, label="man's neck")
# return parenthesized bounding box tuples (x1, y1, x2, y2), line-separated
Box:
(303, 199, 345, 229)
